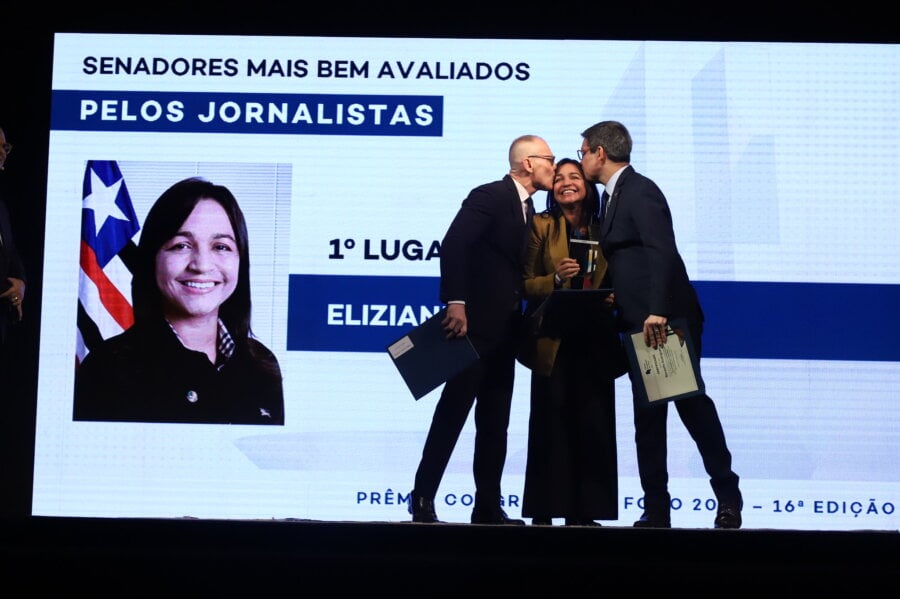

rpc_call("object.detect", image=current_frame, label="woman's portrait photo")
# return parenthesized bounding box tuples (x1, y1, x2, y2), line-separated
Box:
(73, 167, 288, 425)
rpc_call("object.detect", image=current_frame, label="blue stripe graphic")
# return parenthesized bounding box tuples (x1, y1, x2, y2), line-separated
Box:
(695, 281, 899, 362)
(287, 274, 443, 352)
(287, 274, 900, 362)
(50, 91, 444, 135)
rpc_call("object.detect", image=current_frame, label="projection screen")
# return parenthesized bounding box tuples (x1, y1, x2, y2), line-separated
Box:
(32, 33, 899, 530)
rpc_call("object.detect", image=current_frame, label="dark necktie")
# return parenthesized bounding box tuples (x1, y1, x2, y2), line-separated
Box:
(521, 197, 534, 260)
(601, 190, 610, 218)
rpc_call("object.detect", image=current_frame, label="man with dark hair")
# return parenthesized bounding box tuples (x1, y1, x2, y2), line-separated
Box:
(579, 120, 742, 529)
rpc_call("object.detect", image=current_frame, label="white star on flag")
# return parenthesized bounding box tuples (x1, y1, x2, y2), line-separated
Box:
(83, 167, 129, 233)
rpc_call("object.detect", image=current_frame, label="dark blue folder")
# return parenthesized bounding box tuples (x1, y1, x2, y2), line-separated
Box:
(386, 308, 480, 400)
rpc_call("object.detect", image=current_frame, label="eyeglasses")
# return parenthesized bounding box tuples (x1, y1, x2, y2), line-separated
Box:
(528, 154, 555, 164)
(0, 143, 11, 154)
(577, 149, 589, 160)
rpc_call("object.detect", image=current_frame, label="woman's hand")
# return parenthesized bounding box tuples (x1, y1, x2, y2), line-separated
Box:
(555, 257, 581, 284)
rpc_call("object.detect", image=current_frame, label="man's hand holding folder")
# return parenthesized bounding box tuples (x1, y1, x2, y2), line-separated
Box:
(442, 303, 468, 338)
(386, 308, 480, 400)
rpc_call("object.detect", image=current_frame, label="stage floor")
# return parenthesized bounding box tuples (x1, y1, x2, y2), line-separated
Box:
(1, 516, 896, 593)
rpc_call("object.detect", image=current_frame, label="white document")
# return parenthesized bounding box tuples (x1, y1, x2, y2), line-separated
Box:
(626, 322, 703, 404)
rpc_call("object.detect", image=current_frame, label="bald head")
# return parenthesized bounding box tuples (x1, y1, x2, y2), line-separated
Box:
(507, 134, 556, 194)
(509, 135, 550, 170)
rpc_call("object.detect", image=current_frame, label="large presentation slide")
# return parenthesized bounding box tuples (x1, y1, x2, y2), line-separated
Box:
(33, 33, 898, 530)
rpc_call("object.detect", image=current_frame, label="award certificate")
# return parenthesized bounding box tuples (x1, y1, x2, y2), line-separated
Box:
(625, 319, 705, 405)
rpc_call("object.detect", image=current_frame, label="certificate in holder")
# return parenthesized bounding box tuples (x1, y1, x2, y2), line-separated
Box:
(568, 238, 600, 290)
(624, 318, 705, 406)
(386, 308, 480, 400)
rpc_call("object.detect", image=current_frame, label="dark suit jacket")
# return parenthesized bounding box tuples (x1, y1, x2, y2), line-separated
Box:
(599, 165, 703, 333)
(440, 174, 528, 354)
(0, 198, 26, 342)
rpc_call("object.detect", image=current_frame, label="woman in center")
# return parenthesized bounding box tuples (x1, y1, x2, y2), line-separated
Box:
(520, 158, 623, 526)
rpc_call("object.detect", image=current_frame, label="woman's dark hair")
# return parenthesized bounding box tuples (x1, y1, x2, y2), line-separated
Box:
(132, 177, 253, 344)
(543, 158, 601, 241)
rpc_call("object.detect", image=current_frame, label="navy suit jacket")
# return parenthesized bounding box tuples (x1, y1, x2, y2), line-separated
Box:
(440, 174, 528, 353)
(599, 165, 703, 333)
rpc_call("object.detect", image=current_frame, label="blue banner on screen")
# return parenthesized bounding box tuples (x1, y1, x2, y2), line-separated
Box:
(287, 274, 443, 351)
(50, 91, 444, 135)
(697, 281, 900, 362)
(289, 274, 900, 361)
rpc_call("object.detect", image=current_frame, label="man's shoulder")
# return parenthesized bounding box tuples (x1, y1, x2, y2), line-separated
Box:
(619, 167, 665, 197)
(469, 175, 513, 195)
(621, 166, 655, 187)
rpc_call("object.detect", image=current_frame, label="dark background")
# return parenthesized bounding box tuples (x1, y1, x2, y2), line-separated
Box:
(1, 2, 896, 592)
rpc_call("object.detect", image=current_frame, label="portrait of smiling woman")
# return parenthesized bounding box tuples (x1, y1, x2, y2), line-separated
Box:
(73, 177, 285, 424)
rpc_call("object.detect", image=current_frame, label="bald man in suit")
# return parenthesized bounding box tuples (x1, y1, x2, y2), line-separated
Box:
(409, 135, 556, 525)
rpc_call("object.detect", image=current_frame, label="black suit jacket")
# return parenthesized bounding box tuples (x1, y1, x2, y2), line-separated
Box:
(0, 197, 26, 342)
(440, 174, 528, 353)
(599, 165, 703, 333)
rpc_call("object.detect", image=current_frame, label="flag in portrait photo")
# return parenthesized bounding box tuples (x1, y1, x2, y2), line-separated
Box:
(76, 160, 141, 366)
